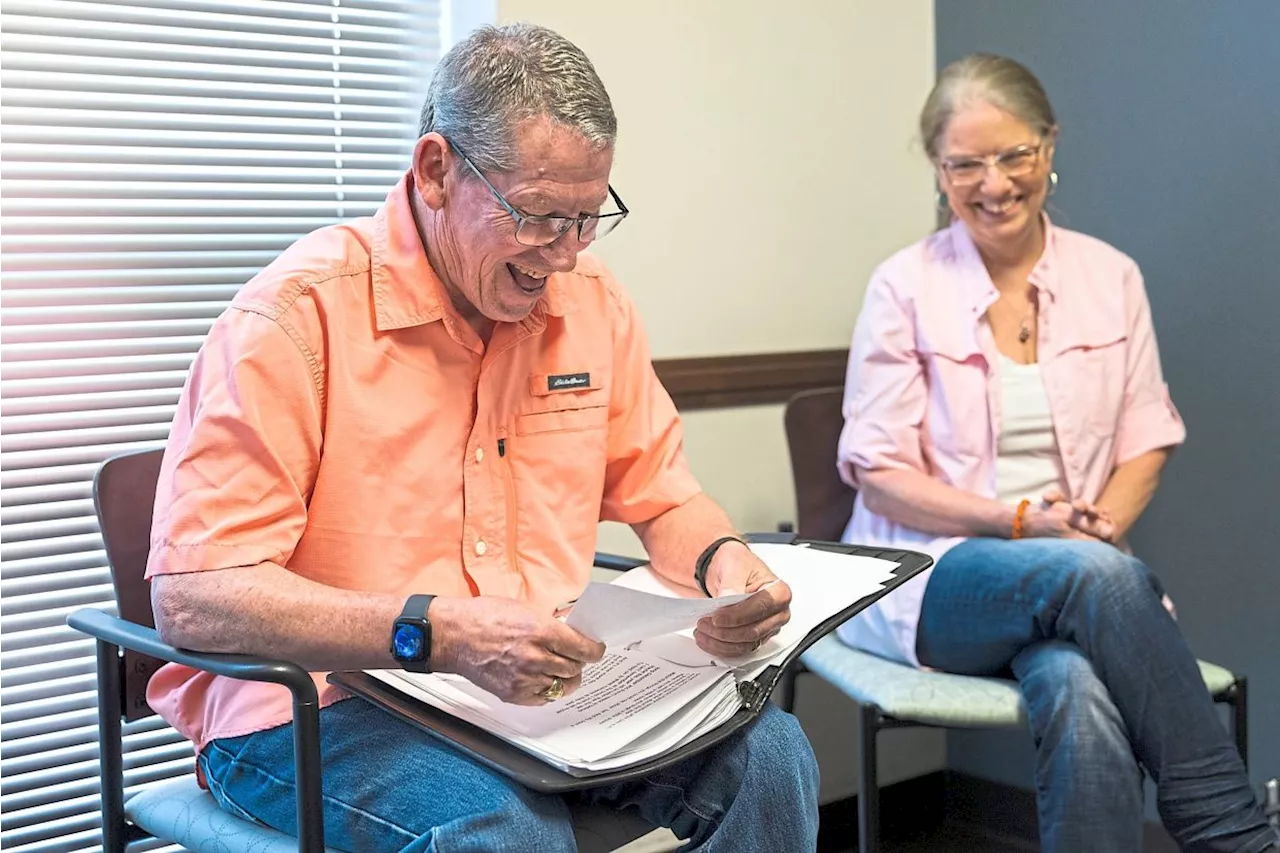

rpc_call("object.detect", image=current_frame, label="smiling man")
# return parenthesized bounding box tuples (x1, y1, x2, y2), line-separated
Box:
(144, 22, 819, 852)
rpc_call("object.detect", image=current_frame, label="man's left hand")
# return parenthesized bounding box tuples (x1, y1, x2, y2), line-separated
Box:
(694, 542, 792, 658)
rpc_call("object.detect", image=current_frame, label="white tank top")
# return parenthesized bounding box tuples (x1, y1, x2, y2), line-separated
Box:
(995, 355, 1068, 504)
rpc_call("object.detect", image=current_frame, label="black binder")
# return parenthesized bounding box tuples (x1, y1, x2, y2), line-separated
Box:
(329, 534, 931, 793)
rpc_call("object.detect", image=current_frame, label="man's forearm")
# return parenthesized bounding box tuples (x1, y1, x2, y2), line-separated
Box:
(151, 563, 405, 671)
(631, 493, 739, 593)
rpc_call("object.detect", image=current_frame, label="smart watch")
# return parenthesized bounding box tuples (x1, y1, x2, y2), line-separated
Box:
(390, 594, 435, 673)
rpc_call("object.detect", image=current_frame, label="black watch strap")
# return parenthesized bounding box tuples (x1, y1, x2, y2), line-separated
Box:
(401, 593, 434, 621)
(392, 593, 435, 672)
(694, 536, 747, 597)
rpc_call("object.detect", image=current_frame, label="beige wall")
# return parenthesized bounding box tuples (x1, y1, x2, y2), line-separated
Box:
(496, 0, 942, 808)
(499, 0, 937, 357)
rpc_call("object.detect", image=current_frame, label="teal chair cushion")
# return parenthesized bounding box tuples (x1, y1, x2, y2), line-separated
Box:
(800, 636, 1025, 727)
(800, 635, 1236, 727)
(1197, 658, 1236, 695)
(127, 777, 343, 853)
(127, 775, 663, 853)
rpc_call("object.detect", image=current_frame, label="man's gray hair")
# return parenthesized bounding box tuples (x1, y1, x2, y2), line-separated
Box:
(419, 23, 617, 173)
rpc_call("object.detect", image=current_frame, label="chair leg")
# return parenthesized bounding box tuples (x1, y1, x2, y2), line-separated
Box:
(291, 693, 326, 853)
(778, 661, 805, 714)
(95, 639, 127, 853)
(858, 703, 881, 853)
(1230, 677, 1248, 770)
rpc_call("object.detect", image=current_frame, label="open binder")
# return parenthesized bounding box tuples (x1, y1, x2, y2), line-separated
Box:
(329, 533, 931, 793)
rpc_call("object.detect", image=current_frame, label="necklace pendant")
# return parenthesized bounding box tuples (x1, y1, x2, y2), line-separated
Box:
(1018, 326, 1031, 344)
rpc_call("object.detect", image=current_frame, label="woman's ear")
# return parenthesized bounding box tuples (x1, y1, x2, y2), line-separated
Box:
(1043, 125, 1060, 162)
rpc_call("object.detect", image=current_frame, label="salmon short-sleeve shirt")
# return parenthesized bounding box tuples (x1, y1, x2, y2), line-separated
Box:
(145, 173, 702, 752)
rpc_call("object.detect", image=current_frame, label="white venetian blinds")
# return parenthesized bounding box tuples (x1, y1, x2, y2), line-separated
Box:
(0, 1, 439, 850)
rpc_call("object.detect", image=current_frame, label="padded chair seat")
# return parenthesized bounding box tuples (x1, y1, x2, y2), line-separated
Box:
(127, 777, 341, 853)
(127, 775, 661, 853)
(800, 636, 1026, 727)
(800, 635, 1236, 727)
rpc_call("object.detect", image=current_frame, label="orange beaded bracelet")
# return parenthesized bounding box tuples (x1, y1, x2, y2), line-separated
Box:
(1012, 498, 1031, 540)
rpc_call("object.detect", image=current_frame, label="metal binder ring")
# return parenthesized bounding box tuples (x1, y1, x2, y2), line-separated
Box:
(539, 676, 565, 702)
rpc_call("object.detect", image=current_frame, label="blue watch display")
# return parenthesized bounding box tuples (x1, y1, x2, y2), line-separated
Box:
(390, 594, 435, 673)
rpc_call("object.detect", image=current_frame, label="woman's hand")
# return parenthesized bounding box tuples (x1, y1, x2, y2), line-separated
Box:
(1024, 491, 1116, 542)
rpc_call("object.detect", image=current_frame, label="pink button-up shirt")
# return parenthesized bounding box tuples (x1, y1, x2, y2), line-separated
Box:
(836, 217, 1186, 665)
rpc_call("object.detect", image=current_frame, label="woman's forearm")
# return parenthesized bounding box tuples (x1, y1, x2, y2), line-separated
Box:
(1094, 448, 1170, 542)
(857, 467, 1017, 539)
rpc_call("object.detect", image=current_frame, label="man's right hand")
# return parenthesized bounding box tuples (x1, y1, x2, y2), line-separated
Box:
(427, 596, 605, 705)
(1024, 491, 1115, 542)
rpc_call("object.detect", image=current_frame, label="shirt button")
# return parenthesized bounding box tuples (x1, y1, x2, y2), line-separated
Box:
(475, 447, 484, 463)
(474, 540, 487, 556)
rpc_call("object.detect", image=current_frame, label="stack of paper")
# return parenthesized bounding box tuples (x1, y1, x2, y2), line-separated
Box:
(368, 543, 898, 775)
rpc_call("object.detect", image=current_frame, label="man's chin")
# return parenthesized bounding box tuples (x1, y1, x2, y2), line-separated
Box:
(490, 295, 541, 323)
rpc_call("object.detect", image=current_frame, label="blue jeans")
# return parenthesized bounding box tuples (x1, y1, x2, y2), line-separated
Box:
(916, 538, 1278, 853)
(199, 695, 818, 852)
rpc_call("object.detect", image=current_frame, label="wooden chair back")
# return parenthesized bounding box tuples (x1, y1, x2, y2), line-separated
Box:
(783, 387, 857, 542)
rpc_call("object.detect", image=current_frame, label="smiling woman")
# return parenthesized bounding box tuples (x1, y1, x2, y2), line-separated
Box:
(830, 52, 1280, 853)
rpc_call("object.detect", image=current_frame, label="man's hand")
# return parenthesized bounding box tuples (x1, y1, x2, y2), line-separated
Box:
(429, 596, 605, 705)
(694, 542, 792, 658)
(1026, 490, 1116, 542)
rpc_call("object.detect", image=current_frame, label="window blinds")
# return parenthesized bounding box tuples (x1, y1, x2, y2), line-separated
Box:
(0, 1, 439, 849)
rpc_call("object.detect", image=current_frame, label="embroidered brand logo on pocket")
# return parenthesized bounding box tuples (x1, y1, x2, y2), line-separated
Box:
(547, 372, 590, 391)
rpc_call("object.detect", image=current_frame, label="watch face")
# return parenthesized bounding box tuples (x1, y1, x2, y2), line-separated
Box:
(392, 623, 426, 661)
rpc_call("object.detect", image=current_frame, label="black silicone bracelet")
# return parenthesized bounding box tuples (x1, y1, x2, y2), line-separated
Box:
(693, 536, 748, 597)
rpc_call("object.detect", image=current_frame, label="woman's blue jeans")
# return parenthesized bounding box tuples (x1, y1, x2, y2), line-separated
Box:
(916, 537, 1277, 853)
(199, 696, 818, 852)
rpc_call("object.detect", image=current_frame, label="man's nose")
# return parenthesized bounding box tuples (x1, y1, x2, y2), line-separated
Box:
(540, 228, 585, 273)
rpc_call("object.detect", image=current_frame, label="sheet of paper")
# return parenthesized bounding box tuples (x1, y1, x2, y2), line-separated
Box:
(616, 542, 900, 672)
(373, 643, 732, 765)
(564, 581, 750, 647)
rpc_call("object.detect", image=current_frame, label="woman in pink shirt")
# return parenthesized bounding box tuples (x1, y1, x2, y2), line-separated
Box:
(837, 55, 1278, 853)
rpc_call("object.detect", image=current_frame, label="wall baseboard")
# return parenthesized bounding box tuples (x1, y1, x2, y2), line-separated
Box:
(817, 770, 1178, 852)
(652, 348, 847, 410)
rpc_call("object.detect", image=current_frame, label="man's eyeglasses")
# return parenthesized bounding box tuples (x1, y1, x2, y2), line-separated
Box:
(450, 142, 628, 247)
(939, 143, 1043, 187)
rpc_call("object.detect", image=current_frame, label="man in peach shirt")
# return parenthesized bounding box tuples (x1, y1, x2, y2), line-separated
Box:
(145, 23, 818, 853)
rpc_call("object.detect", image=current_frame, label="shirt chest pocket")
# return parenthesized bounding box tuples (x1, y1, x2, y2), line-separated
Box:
(916, 335, 989, 456)
(515, 368, 611, 436)
(1055, 333, 1128, 437)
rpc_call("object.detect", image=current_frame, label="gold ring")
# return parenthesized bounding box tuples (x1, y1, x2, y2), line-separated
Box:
(539, 676, 565, 702)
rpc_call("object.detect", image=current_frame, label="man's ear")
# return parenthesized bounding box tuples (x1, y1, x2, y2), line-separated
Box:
(412, 133, 451, 210)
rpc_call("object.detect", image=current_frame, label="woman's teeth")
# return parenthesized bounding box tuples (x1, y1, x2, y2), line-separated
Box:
(979, 198, 1019, 215)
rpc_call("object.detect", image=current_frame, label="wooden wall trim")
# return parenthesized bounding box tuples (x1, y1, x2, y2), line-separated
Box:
(652, 348, 848, 411)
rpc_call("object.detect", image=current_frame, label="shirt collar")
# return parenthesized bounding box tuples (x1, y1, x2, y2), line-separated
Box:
(371, 172, 579, 333)
(948, 212, 1061, 316)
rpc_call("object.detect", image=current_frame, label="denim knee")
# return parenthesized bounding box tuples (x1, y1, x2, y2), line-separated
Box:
(1022, 644, 1121, 739)
(744, 706, 819, 801)
(1061, 541, 1157, 603)
(485, 799, 577, 852)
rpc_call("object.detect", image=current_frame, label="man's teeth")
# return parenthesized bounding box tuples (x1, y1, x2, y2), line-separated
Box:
(512, 264, 548, 280)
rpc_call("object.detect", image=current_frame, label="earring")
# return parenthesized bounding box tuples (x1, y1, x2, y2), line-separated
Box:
(936, 190, 949, 211)
(1047, 171, 1058, 196)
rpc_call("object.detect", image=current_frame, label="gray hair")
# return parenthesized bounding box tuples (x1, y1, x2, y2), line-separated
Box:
(920, 54, 1056, 160)
(419, 23, 617, 172)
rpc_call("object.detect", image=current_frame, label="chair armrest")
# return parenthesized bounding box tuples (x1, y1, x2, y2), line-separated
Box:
(592, 551, 646, 572)
(67, 608, 317, 703)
